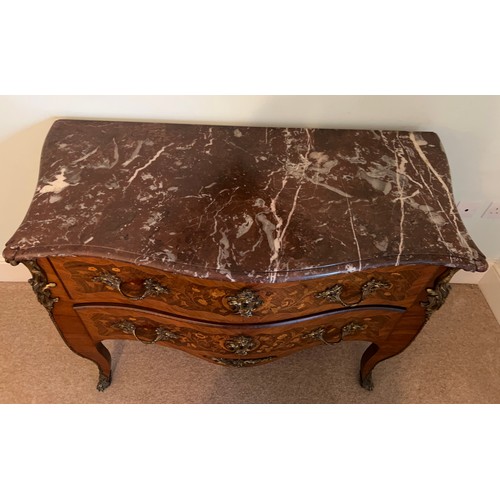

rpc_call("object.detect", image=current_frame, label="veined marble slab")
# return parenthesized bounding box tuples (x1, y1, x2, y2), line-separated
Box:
(3, 120, 487, 283)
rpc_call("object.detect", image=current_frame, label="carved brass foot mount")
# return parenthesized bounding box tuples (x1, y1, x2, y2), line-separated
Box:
(97, 370, 112, 391)
(360, 372, 374, 391)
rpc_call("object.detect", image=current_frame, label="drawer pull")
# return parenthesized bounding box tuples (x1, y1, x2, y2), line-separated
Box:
(315, 278, 390, 307)
(302, 327, 336, 345)
(341, 322, 367, 338)
(112, 320, 179, 345)
(302, 322, 368, 344)
(224, 335, 257, 355)
(212, 356, 275, 367)
(92, 272, 169, 301)
(227, 289, 263, 317)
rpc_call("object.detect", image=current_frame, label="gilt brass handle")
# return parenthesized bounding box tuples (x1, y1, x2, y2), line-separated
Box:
(302, 327, 336, 345)
(227, 289, 264, 317)
(341, 322, 367, 338)
(315, 278, 390, 307)
(92, 272, 169, 301)
(302, 322, 368, 345)
(112, 320, 179, 345)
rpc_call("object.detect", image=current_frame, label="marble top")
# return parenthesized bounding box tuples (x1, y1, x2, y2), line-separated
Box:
(3, 119, 487, 283)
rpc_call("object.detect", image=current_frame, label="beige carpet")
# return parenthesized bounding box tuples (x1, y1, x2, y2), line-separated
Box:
(0, 282, 499, 403)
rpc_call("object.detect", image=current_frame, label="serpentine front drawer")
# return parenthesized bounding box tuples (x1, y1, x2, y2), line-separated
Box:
(50, 256, 436, 323)
(74, 304, 405, 362)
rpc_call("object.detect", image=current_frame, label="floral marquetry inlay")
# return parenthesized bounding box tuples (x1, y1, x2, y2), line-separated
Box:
(57, 258, 438, 325)
(79, 309, 401, 359)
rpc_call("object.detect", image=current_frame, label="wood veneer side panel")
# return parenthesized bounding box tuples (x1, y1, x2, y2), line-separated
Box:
(37, 258, 111, 381)
(357, 265, 449, 387)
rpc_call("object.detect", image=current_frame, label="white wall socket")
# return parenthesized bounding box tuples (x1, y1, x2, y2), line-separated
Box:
(482, 202, 500, 219)
(457, 201, 482, 218)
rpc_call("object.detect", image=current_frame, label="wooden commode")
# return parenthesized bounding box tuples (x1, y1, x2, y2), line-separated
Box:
(3, 120, 488, 391)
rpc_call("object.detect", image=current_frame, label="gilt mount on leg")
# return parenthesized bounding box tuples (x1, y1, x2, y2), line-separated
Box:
(97, 369, 112, 392)
(420, 269, 457, 321)
(23, 260, 59, 314)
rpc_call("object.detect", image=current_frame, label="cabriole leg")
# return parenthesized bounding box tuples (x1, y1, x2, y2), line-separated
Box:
(56, 328, 113, 391)
(22, 258, 113, 391)
(359, 333, 420, 391)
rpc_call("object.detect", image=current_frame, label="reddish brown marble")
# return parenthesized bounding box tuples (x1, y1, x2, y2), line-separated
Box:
(3, 119, 487, 282)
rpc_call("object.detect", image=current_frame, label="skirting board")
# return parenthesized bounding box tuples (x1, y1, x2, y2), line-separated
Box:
(478, 262, 500, 327)
(0, 258, 31, 281)
(450, 268, 485, 285)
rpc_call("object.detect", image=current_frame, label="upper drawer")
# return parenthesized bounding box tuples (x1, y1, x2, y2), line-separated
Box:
(50, 256, 438, 323)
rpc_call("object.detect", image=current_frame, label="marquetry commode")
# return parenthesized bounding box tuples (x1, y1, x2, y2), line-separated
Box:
(4, 120, 488, 391)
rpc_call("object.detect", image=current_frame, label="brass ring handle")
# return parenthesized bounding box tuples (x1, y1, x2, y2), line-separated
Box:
(92, 272, 169, 301)
(302, 327, 337, 345)
(315, 278, 390, 307)
(302, 322, 368, 345)
(112, 320, 179, 345)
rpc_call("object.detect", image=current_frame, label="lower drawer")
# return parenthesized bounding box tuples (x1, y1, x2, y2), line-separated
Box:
(74, 305, 405, 364)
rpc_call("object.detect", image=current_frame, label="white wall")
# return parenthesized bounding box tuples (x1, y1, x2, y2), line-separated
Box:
(1, 96, 499, 276)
